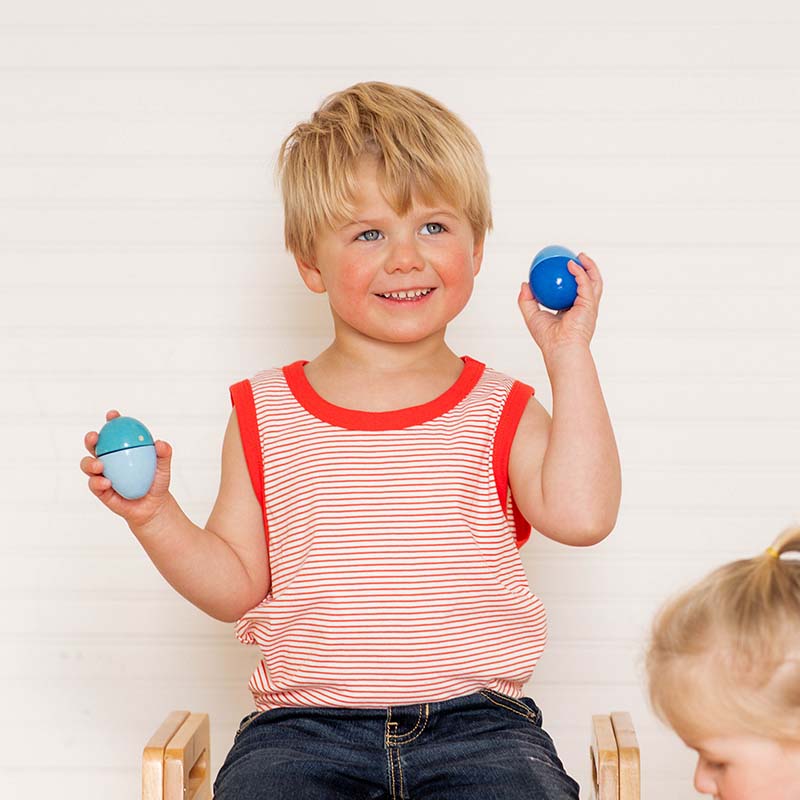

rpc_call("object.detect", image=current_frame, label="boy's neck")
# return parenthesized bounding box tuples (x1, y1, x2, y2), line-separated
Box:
(316, 335, 461, 374)
(302, 338, 467, 412)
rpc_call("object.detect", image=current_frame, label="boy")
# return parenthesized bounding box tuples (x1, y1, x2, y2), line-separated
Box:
(82, 81, 620, 799)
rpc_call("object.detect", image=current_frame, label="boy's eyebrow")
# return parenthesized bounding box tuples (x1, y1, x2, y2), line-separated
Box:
(337, 218, 376, 231)
(337, 209, 461, 231)
(409, 207, 462, 221)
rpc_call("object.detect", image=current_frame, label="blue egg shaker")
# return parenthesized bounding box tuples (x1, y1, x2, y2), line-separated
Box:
(528, 245, 582, 310)
(95, 416, 157, 500)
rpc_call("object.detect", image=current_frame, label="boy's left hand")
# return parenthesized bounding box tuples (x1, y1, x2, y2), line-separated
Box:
(517, 252, 603, 354)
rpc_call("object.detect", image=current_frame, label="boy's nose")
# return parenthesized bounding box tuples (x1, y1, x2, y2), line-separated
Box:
(386, 240, 423, 273)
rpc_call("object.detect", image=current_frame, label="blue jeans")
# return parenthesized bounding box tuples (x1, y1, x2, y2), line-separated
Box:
(213, 690, 580, 799)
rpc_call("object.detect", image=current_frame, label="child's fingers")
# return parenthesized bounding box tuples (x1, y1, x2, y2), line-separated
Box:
(85, 411, 122, 456)
(146, 439, 173, 496)
(518, 280, 537, 311)
(567, 260, 591, 295)
(80, 454, 104, 477)
(84, 430, 99, 456)
(154, 439, 172, 459)
(576, 253, 603, 287)
(518, 280, 535, 302)
(81, 455, 115, 499)
(153, 440, 173, 478)
(87, 473, 113, 496)
(81, 450, 113, 495)
(518, 282, 547, 319)
(519, 280, 553, 310)
(569, 257, 603, 302)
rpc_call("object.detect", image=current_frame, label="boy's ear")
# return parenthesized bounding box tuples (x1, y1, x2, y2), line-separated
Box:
(472, 234, 485, 277)
(295, 255, 327, 294)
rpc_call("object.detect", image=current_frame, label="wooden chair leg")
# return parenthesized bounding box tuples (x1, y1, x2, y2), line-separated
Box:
(143, 711, 211, 800)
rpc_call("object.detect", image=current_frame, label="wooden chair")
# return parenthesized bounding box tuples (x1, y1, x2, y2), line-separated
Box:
(143, 711, 211, 800)
(142, 709, 640, 800)
(590, 712, 640, 800)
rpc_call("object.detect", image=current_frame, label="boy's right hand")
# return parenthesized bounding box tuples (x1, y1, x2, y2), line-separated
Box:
(81, 409, 174, 530)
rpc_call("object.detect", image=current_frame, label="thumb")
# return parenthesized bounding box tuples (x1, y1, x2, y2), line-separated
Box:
(518, 280, 535, 303)
(150, 440, 173, 494)
(518, 281, 545, 323)
(517, 281, 539, 309)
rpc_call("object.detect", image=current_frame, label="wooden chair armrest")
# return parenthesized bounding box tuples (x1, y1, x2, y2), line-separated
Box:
(590, 711, 640, 800)
(591, 714, 619, 800)
(143, 711, 211, 800)
(611, 712, 640, 800)
(143, 711, 190, 800)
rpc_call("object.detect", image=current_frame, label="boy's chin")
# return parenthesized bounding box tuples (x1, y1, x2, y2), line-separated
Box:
(332, 312, 448, 346)
(358, 327, 448, 347)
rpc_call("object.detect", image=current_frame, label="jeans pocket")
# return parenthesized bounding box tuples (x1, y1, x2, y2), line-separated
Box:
(480, 689, 543, 726)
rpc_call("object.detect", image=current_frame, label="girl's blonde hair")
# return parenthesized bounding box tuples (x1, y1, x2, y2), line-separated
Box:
(646, 527, 800, 742)
(276, 81, 492, 263)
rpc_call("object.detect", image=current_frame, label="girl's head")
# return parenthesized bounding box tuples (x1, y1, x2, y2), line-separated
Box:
(646, 527, 800, 799)
(276, 81, 492, 265)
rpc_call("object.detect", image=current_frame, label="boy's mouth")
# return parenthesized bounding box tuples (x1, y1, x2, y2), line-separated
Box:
(375, 288, 435, 301)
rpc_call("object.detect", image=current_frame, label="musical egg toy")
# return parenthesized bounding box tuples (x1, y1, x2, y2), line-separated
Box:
(95, 416, 156, 500)
(528, 245, 584, 310)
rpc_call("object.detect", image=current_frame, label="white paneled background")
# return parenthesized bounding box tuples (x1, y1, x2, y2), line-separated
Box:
(2, 1, 799, 798)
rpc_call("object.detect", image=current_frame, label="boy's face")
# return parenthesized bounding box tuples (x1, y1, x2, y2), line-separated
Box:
(296, 156, 484, 348)
(687, 733, 800, 800)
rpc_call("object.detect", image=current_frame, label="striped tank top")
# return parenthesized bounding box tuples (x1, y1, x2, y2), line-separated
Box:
(229, 356, 547, 710)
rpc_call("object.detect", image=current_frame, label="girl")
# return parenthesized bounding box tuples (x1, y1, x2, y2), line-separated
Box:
(646, 527, 800, 799)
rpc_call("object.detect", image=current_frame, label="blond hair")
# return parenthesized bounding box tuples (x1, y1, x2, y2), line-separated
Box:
(276, 81, 492, 263)
(646, 527, 800, 742)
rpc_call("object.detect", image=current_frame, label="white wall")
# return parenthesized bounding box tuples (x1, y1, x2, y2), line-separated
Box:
(2, 1, 799, 797)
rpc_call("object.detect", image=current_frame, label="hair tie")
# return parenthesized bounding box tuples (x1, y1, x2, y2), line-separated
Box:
(765, 546, 781, 559)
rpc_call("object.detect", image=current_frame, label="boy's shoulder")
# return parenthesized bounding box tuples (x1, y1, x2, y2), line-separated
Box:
(477, 362, 534, 395)
(250, 365, 290, 385)
(231, 363, 297, 390)
(229, 365, 292, 411)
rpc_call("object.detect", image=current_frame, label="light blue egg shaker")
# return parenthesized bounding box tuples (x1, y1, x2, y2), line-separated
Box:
(95, 416, 156, 500)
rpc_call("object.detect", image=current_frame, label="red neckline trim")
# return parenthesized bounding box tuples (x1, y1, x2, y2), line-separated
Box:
(282, 356, 485, 431)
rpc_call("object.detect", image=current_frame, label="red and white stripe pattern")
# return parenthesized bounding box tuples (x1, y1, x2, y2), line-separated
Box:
(230, 357, 547, 710)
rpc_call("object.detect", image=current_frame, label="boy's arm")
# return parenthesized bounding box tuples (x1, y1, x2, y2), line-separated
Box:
(509, 253, 621, 546)
(82, 409, 268, 621)
(508, 346, 620, 546)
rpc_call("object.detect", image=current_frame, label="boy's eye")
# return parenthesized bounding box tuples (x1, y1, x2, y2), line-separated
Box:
(420, 222, 445, 235)
(357, 229, 382, 242)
